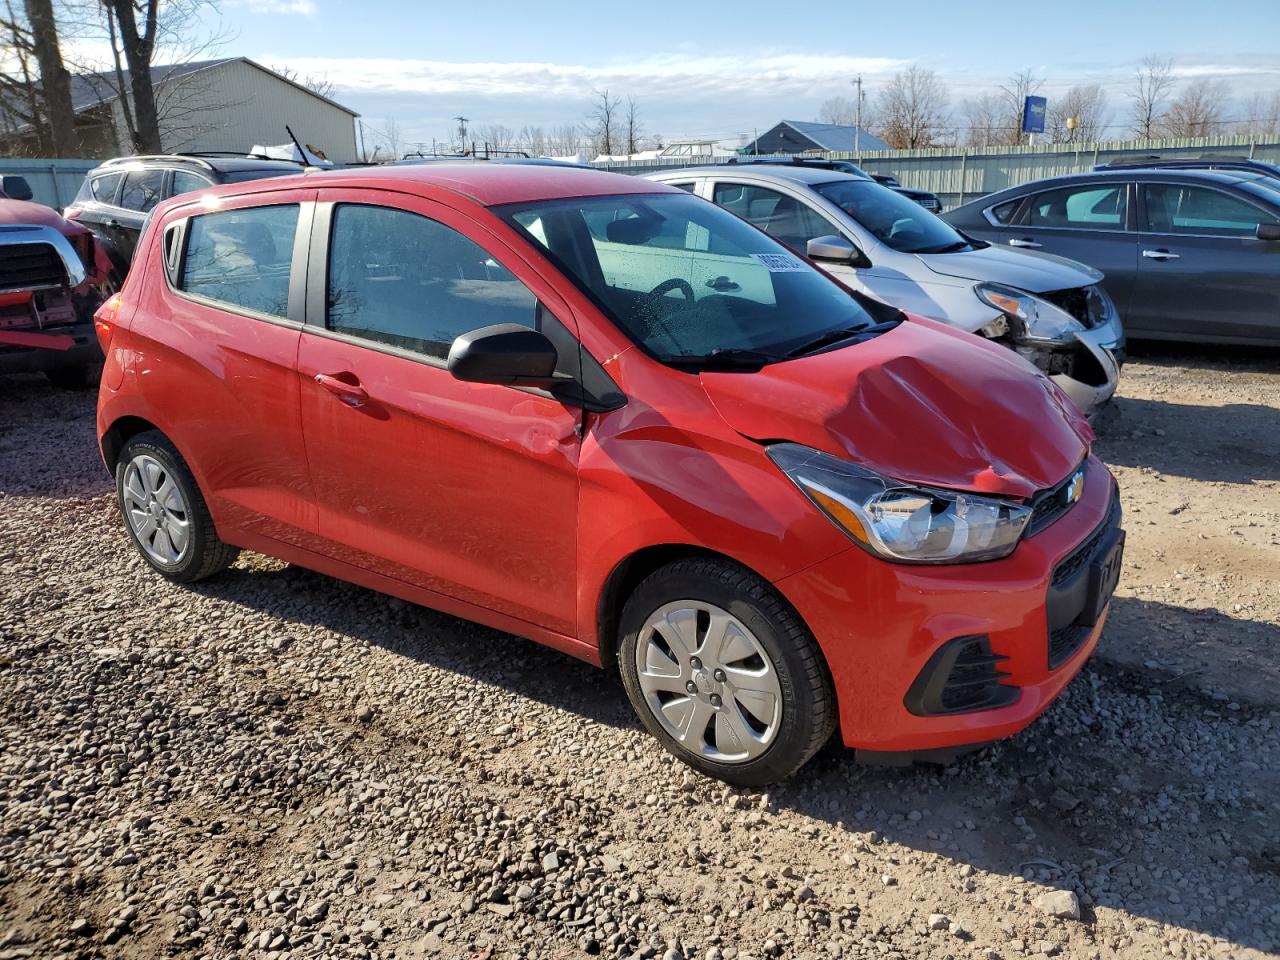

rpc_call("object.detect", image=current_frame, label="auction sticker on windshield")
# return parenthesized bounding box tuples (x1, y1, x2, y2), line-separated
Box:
(752, 253, 807, 272)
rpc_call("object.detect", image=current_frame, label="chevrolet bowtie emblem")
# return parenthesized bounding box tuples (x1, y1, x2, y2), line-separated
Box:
(1066, 469, 1086, 504)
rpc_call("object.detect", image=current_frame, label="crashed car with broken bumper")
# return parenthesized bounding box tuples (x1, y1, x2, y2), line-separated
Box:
(0, 198, 113, 385)
(645, 165, 1124, 415)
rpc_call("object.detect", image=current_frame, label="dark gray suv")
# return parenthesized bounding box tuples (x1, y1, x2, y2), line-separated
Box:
(65, 154, 302, 275)
(944, 169, 1280, 346)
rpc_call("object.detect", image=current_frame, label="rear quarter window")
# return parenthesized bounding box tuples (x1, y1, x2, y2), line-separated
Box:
(177, 204, 299, 319)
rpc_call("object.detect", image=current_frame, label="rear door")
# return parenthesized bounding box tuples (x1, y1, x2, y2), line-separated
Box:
(296, 189, 581, 635)
(1130, 180, 1280, 343)
(112, 167, 168, 261)
(1001, 181, 1140, 321)
(137, 188, 319, 546)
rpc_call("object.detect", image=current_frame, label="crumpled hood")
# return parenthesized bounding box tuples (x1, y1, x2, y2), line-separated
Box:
(701, 318, 1093, 499)
(917, 244, 1102, 292)
(0, 199, 88, 237)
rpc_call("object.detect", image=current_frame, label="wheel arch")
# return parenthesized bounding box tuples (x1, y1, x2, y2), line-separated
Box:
(100, 414, 161, 471)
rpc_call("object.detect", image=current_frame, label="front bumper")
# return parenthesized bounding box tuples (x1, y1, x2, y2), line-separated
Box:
(0, 321, 101, 374)
(1026, 313, 1124, 416)
(774, 455, 1120, 754)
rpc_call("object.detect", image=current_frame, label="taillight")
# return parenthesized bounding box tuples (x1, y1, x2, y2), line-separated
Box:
(94, 293, 122, 350)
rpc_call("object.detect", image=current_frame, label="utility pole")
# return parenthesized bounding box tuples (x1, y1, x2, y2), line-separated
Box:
(851, 75, 864, 152)
(454, 116, 469, 152)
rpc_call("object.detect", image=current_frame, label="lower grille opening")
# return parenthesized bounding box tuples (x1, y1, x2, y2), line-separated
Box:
(905, 635, 1020, 717)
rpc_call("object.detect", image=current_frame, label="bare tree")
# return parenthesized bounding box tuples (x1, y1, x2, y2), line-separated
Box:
(997, 69, 1043, 144)
(97, 0, 164, 152)
(270, 63, 336, 99)
(1242, 90, 1280, 137)
(546, 122, 582, 157)
(817, 96, 856, 126)
(1047, 84, 1109, 143)
(517, 124, 546, 156)
(0, 0, 77, 155)
(378, 117, 403, 159)
(1161, 77, 1230, 138)
(1128, 55, 1174, 139)
(586, 88, 620, 156)
(960, 93, 1004, 147)
(874, 66, 948, 149)
(623, 95, 642, 156)
(475, 122, 516, 154)
(23, 0, 75, 153)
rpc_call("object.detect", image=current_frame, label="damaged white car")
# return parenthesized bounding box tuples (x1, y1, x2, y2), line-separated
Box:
(646, 162, 1123, 414)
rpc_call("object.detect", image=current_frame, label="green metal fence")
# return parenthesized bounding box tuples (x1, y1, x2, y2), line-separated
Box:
(0, 158, 99, 210)
(591, 135, 1280, 211)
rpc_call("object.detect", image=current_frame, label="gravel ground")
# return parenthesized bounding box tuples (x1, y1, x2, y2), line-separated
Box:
(1, 346, 1277, 960)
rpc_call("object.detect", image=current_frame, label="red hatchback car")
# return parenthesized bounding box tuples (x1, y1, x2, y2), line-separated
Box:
(95, 165, 1123, 785)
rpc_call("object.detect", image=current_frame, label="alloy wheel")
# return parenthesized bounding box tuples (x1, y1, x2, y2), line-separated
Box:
(122, 453, 191, 565)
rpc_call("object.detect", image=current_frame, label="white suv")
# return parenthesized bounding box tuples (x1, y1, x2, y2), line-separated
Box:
(646, 162, 1125, 414)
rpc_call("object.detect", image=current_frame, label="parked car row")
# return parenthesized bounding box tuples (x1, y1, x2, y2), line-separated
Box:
(92, 163, 1123, 785)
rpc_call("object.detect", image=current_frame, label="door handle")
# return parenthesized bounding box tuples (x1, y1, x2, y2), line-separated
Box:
(1142, 249, 1180, 261)
(314, 372, 368, 407)
(1008, 238, 1042, 248)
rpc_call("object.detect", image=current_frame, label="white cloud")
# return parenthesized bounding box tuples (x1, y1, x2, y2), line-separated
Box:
(231, 0, 318, 15)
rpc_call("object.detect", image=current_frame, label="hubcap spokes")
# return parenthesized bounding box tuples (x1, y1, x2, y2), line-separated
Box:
(636, 601, 782, 764)
(122, 454, 190, 564)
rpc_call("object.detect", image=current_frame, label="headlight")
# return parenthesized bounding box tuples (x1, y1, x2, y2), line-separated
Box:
(768, 443, 1031, 564)
(975, 282, 1082, 343)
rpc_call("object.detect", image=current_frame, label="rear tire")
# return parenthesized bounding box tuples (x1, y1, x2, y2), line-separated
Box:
(618, 557, 836, 786)
(115, 431, 239, 583)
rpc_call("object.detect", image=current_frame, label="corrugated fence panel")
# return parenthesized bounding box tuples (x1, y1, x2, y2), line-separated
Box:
(593, 135, 1280, 211)
(0, 158, 98, 210)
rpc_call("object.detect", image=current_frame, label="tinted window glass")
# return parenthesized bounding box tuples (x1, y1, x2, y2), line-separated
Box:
(180, 204, 299, 318)
(170, 170, 211, 197)
(989, 199, 1021, 224)
(1142, 183, 1278, 236)
(88, 172, 123, 203)
(1028, 185, 1126, 228)
(813, 179, 969, 253)
(502, 193, 895, 364)
(119, 169, 166, 213)
(667, 182, 698, 193)
(327, 204, 537, 360)
(712, 183, 836, 252)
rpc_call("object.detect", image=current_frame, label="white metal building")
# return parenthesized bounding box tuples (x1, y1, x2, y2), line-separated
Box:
(54, 57, 360, 163)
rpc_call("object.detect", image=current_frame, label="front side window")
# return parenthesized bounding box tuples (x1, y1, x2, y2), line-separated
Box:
(119, 168, 165, 213)
(179, 204, 299, 318)
(1027, 184, 1126, 229)
(326, 204, 537, 360)
(988, 198, 1021, 224)
(712, 183, 835, 253)
(501, 192, 896, 364)
(85, 172, 123, 204)
(1142, 183, 1278, 237)
(813, 179, 969, 253)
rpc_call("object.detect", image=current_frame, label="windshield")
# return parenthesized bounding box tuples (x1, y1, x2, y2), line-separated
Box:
(814, 179, 969, 254)
(499, 192, 898, 365)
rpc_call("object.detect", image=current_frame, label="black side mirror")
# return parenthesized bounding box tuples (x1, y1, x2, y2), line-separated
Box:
(0, 175, 33, 202)
(807, 235, 858, 263)
(447, 323, 559, 386)
(1256, 223, 1280, 242)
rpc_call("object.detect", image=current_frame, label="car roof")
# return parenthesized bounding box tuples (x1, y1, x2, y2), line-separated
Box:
(190, 162, 676, 207)
(647, 164, 864, 187)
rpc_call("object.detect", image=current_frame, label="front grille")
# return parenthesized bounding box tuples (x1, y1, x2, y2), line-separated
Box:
(1040, 285, 1108, 330)
(1027, 462, 1086, 535)
(1049, 621, 1092, 668)
(905, 635, 1019, 716)
(1052, 493, 1121, 588)
(916, 196, 940, 211)
(0, 242, 66, 292)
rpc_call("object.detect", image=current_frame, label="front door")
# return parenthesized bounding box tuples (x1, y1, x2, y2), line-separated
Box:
(296, 190, 581, 635)
(1003, 181, 1140, 322)
(1130, 181, 1280, 343)
(112, 167, 166, 261)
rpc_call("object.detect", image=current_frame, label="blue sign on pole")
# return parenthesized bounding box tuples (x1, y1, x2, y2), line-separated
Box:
(1022, 96, 1048, 134)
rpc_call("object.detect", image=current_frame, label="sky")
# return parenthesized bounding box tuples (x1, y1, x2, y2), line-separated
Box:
(196, 0, 1280, 152)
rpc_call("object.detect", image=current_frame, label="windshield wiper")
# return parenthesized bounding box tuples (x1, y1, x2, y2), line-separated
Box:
(786, 319, 902, 358)
(665, 348, 785, 371)
(919, 240, 971, 254)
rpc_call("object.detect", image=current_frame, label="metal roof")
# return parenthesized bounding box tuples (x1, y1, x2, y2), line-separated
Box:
(774, 121, 891, 153)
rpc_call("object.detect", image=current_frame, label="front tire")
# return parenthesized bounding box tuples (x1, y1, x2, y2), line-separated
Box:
(618, 558, 836, 786)
(115, 431, 238, 583)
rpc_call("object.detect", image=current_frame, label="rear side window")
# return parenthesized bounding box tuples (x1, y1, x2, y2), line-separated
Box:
(326, 204, 537, 361)
(179, 204, 299, 318)
(79, 172, 122, 204)
(1142, 183, 1278, 236)
(119, 169, 166, 213)
(1027, 185, 1126, 229)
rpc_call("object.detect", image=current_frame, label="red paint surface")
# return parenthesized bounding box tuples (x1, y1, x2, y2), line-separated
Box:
(98, 167, 1120, 754)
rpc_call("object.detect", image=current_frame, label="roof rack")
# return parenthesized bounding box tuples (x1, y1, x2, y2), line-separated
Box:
(726, 156, 841, 168)
(100, 154, 217, 171)
(1101, 154, 1258, 170)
